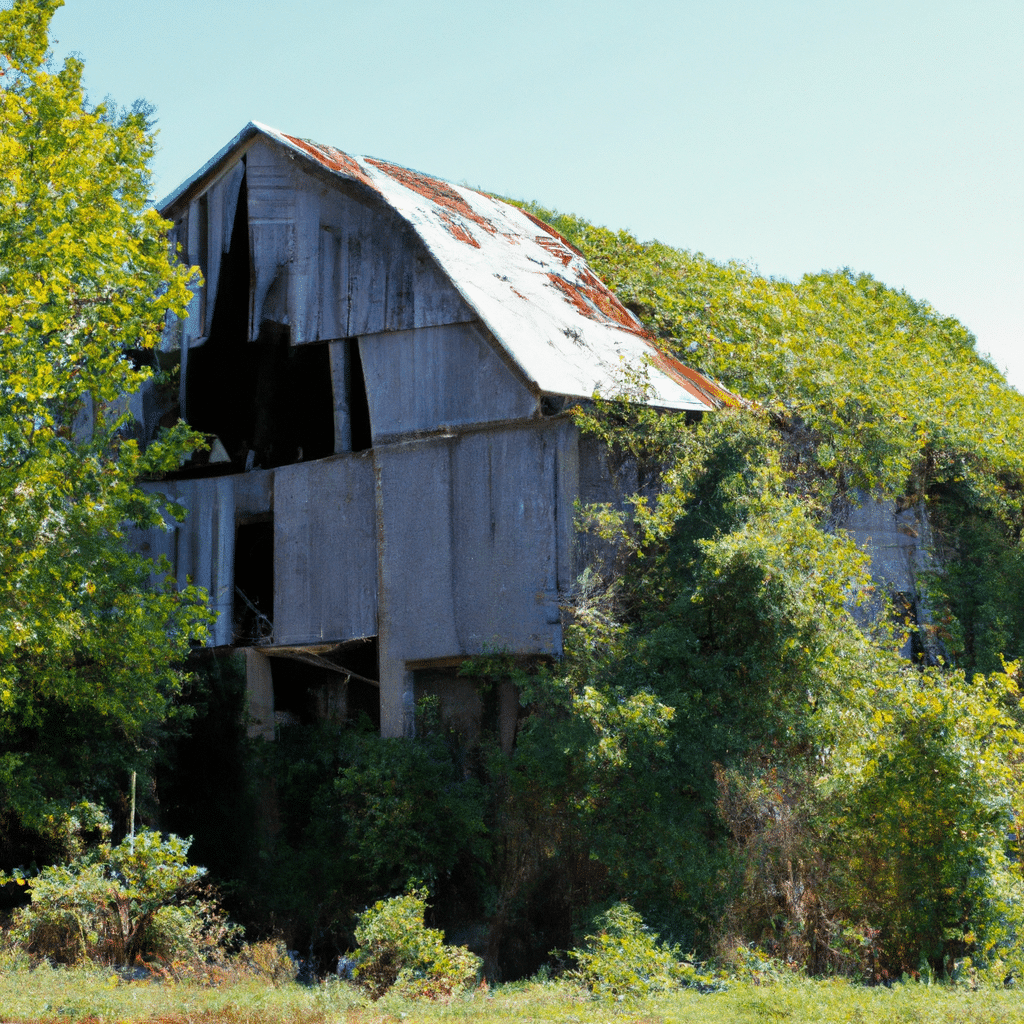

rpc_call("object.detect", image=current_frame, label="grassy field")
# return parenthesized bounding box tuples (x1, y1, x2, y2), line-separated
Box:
(1, 963, 1023, 1024)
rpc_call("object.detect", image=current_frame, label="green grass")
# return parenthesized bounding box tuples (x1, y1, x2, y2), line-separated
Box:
(0, 965, 1022, 1024)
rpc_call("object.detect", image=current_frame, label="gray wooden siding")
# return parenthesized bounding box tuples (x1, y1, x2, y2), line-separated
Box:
(357, 322, 538, 443)
(273, 456, 378, 646)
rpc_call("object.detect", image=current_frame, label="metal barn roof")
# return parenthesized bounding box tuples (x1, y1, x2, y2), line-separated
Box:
(160, 123, 736, 412)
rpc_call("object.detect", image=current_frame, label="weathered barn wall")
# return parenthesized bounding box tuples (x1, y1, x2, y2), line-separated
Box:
(162, 138, 479, 358)
(844, 492, 932, 595)
(164, 158, 246, 351)
(146, 125, 735, 745)
(139, 456, 377, 652)
(358, 322, 538, 442)
(138, 471, 274, 647)
(274, 455, 377, 646)
(375, 418, 577, 736)
(171, 476, 238, 648)
(843, 491, 939, 660)
(244, 138, 477, 343)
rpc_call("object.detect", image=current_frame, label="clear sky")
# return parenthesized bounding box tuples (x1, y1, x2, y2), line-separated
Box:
(37, 0, 1024, 390)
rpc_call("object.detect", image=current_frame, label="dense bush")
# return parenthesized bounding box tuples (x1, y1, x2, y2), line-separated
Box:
(566, 903, 719, 1000)
(10, 826, 234, 967)
(351, 888, 481, 999)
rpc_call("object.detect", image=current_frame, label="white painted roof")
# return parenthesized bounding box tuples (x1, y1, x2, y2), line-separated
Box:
(159, 123, 736, 411)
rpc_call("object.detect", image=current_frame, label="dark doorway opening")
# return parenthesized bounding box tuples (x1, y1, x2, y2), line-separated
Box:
(337, 637, 380, 729)
(234, 518, 274, 644)
(269, 638, 380, 732)
(285, 343, 335, 462)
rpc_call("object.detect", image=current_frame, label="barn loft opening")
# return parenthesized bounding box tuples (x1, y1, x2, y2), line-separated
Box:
(234, 517, 274, 644)
(184, 176, 250, 471)
(269, 639, 380, 732)
(180, 177, 335, 476)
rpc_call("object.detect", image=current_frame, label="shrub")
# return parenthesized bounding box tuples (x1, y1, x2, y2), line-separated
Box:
(234, 939, 298, 986)
(352, 888, 481, 999)
(12, 829, 232, 966)
(566, 902, 719, 1000)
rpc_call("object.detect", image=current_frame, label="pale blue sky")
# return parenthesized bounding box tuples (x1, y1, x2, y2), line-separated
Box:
(40, 0, 1024, 389)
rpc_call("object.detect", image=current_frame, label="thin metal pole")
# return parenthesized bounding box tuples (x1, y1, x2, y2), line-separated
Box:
(129, 771, 136, 854)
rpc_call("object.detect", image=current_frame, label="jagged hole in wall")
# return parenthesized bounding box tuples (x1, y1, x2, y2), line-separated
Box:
(182, 177, 335, 475)
(235, 517, 274, 643)
(271, 639, 380, 731)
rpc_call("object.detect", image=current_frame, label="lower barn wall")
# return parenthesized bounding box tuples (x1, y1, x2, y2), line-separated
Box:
(374, 418, 578, 736)
(137, 418, 583, 738)
(274, 455, 377, 645)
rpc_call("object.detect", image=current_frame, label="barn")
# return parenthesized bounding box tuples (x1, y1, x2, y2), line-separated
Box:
(130, 123, 735, 742)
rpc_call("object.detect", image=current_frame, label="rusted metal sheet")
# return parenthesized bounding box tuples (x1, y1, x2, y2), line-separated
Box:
(357, 321, 537, 442)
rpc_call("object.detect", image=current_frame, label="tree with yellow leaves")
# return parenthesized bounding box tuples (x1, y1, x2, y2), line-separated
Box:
(0, 0, 210, 853)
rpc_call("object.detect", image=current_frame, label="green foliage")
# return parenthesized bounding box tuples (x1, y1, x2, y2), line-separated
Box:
(155, 654, 257, 888)
(923, 498, 1024, 675)
(352, 888, 481, 1000)
(329, 731, 489, 893)
(516, 198, 1024, 676)
(3, 966, 1024, 1024)
(566, 902, 718, 1000)
(820, 661, 1024, 975)
(464, 372, 1024, 977)
(477, 199, 1024, 979)
(0, 0, 210, 844)
(517, 202, 1024, 515)
(202, 718, 489, 961)
(234, 939, 298, 987)
(9, 824, 233, 966)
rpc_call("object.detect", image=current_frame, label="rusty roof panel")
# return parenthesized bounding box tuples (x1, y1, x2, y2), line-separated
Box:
(160, 123, 738, 412)
(281, 133, 378, 190)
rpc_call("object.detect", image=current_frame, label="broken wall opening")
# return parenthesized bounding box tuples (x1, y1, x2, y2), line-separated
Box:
(269, 639, 380, 732)
(330, 337, 372, 453)
(180, 174, 336, 475)
(234, 517, 274, 644)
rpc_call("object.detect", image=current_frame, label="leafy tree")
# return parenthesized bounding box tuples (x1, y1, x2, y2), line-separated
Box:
(819, 661, 1024, 976)
(11, 821, 223, 966)
(515, 200, 1024, 673)
(0, 0, 210, 851)
(489, 205, 1024, 974)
